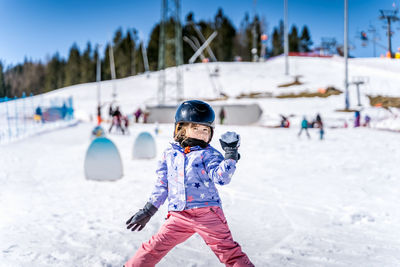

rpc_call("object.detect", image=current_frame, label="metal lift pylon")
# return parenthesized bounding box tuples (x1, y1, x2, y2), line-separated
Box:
(158, 0, 183, 105)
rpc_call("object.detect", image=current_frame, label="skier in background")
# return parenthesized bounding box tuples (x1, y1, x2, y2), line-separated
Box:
(124, 100, 254, 267)
(143, 110, 150, 123)
(109, 106, 124, 134)
(134, 108, 142, 123)
(363, 114, 371, 127)
(96, 104, 102, 125)
(280, 115, 290, 128)
(34, 106, 43, 123)
(298, 116, 311, 138)
(354, 110, 361, 127)
(315, 113, 324, 140)
(61, 102, 67, 119)
(122, 115, 130, 134)
(108, 104, 114, 120)
(219, 107, 226, 124)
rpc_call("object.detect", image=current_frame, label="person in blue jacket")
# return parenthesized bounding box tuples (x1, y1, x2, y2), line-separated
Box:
(124, 100, 254, 267)
(298, 116, 311, 138)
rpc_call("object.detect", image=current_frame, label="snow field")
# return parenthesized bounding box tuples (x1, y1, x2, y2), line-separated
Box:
(1, 56, 400, 266)
(1, 121, 400, 266)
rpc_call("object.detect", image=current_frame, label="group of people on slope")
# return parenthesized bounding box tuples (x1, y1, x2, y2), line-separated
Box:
(298, 113, 325, 140)
(108, 105, 130, 134)
(96, 104, 153, 135)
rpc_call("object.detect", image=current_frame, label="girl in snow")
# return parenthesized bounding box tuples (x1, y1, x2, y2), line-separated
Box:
(125, 100, 254, 267)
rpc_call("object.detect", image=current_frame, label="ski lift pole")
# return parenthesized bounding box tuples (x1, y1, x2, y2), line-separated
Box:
(352, 80, 364, 106)
(22, 92, 26, 133)
(5, 97, 11, 139)
(141, 42, 150, 73)
(284, 0, 289, 75)
(30, 93, 35, 129)
(14, 96, 19, 137)
(96, 44, 102, 106)
(356, 83, 361, 106)
(344, 0, 350, 109)
(109, 44, 117, 99)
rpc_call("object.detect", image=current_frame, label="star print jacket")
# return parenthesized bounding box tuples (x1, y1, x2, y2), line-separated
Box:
(148, 142, 237, 211)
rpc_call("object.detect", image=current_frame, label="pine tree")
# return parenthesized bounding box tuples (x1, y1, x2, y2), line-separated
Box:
(289, 25, 300, 52)
(130, 29, 139, 76)
(299, 26, 313, 52)
(80, 42, 95, 83)
(271, 21, 284, 56)
(136, 42, 145, 74)
(5, 60, 45, 96)
(165, 18, 177, 68)
(112, 28, 133, 78)
(147, 24, 160, 71)
(45, 53, 66, 92)
(112, 28, 123, 79)
(0, 61, 6, 97)
(213, 8, 236, 61)
(64, 44, 81, 86)
(182, 12, 199, 63)
(233, 13, 250, 61)
(102, 43, 112, 80)
(245, 15, 262, 60)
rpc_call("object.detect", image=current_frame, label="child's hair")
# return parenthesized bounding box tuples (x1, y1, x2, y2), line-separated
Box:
(174, 122, 212, 143)
(174, 122, 189, 142)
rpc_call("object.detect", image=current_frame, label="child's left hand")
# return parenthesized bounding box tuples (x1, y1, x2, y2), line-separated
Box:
(219, 131, 240, 161)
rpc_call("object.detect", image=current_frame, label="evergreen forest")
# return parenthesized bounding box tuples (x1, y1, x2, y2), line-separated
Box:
(0, 8, 312, 98)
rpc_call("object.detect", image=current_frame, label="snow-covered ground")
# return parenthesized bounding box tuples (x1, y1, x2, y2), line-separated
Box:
(1, 56, 400, 266)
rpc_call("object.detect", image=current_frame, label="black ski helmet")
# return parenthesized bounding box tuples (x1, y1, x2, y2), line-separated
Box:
(174, 100, 215, 142)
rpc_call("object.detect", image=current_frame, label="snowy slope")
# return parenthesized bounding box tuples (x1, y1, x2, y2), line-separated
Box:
(1, 122, 400, 266)
(1, 57, 400, 266)
(36, 56, 400, 129)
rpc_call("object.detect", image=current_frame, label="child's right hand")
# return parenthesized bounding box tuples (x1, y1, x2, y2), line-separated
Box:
(126, 202, 158, 232)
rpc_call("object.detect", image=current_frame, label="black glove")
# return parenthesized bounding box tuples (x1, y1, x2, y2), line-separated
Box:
(219, 131, 241, 161)
(126, 202, 158, 232)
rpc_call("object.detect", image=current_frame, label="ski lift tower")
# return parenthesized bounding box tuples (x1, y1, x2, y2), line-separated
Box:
(158, 0, 184, 105)
(251, 0, 259, 62)
(379, 9, 399, 58)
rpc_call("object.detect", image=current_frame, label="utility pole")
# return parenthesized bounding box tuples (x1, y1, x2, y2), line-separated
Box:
(131, 30, 138, 76)
(109, 44, 117, 99)
(158, 0, 183, 105)
(141, 41, 150, 73)
(251, 0, 258, 62)
(344, 0, 349, 110)
(379, 9, 399, 58)
(368, 24, 377, 57)
(284, 0, 289, 75)
(96, 44, 102, 106)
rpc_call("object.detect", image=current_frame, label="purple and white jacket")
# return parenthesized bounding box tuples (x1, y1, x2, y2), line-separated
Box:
(149, 142, 237, 211)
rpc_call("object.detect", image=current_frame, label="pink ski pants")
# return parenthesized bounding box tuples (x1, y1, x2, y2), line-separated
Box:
(125, 206, 254, 267)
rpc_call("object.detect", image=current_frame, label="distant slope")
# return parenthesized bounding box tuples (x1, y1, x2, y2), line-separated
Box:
(33, 56, 400, 127)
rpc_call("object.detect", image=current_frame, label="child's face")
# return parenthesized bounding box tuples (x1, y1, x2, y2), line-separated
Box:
(186, 123, 211, 142)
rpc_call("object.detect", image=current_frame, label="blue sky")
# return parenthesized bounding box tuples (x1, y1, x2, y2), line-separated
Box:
(0, 0, 399, 67)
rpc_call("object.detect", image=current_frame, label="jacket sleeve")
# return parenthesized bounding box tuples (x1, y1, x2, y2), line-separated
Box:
(203, 148, 237, 186)
(148, 151, 168, 208)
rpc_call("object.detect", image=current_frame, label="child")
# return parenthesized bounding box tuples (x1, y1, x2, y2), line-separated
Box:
(125, 100, 254, 267)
